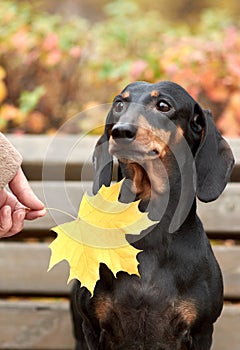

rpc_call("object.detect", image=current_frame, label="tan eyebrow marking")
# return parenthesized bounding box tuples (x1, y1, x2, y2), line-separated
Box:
(121, 91, 130, 99)
(150, 90, 159, 97)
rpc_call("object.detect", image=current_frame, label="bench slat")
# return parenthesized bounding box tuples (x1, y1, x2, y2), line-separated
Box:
(23, 181, 240, 234)
(0, 242, 239, 299)
(0, 299, 238, 350)
(6, 135, 240, 165)
(0, 242, 71, 295)
(0, 299, 74, 349)
(213, 304, 240, 350)
(6, 135, 240, 181)
(214, 246, 240, 299)
(227, 138, 240, 165)
(25, 181, 92, 230)
(7, 134, 98, 181)
(198, 183, 240, 233)
(6, 135, 99, 164)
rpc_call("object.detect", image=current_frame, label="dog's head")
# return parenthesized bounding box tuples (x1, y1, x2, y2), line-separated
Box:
(93, 81, 234, 205)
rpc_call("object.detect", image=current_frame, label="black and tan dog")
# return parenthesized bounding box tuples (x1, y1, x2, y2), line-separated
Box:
(71, 81, 234, 350)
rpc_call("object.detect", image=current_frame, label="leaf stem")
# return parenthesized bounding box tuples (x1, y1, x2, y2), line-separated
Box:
(45, 207, 77, 220)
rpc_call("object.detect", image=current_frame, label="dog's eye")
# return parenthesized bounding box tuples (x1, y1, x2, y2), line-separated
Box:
(114, 101, 124, 113)
(191, 114, 203, 133)
(156, 100, 171, 112)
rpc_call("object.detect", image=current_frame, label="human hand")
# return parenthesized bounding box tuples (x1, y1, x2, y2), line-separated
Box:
(0, 168, 46, 238)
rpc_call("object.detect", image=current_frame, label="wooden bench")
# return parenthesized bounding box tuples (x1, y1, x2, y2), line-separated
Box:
(0, 134, 239, 350)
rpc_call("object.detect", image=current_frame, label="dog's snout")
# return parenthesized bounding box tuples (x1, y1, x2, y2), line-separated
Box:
(111, 123, 137, 143)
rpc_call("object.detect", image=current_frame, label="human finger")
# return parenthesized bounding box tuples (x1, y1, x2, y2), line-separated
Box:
(5, 209, 26, 237)
(0, 188, 8, 207)
(9, 168, 45, 210)
(25, 208, 47, 220)
(0, 205, 12, 236)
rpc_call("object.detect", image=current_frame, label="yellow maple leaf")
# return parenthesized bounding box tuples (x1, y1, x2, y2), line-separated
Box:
(48, 180, 156, 294)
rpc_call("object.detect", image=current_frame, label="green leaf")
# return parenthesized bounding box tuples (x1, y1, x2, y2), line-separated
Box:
(19, 86, 46, 115)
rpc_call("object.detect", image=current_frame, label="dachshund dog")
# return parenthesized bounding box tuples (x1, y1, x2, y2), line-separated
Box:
(71, 81, 234, 350)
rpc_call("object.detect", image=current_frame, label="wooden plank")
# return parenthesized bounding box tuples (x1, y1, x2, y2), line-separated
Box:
(6, 135, 240, 165)
(6, 134, 99, 165)
(213, 304, 240, 350)
(0, 299, 74, 349)
(197, 183, 240, 233)
(5, 135, 240, 181)
(0, 242, 71, 295)
(0, 243, 239, 299)
(226, 138, 240, 180)
(6, 134, 98, 181)
(0, 299, 238, 349)
(214, 246, 240, 299)
(24, 181, 92, 230)
(23, 181, 240, 233)
(227, 138, 240, 165)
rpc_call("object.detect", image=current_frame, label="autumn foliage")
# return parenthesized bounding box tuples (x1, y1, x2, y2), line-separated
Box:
(0, 0, 240, 136)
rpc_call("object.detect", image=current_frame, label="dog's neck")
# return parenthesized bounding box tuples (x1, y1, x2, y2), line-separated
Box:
(141, 189, 196, 235)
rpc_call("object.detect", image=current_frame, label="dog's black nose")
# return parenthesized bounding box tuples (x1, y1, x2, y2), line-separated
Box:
(111, 123, 137, 143)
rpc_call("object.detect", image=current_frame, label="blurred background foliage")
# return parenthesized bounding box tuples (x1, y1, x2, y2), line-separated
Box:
(0, 0, 240, 135)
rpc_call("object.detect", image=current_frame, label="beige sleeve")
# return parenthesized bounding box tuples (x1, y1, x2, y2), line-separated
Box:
(0, 133, 22, 188)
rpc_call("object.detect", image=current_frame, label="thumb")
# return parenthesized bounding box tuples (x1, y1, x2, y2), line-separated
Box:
(9, 168, 45, 210)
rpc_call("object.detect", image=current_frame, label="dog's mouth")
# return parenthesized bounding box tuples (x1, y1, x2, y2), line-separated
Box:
(109, 139, 167, 200)
(109, 140, 163, 162)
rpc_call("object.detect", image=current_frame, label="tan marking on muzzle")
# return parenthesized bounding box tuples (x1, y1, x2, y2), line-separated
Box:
(173, 125, 185, 144)
(136, 116, 171, 157)
(121, 116, 171, 200)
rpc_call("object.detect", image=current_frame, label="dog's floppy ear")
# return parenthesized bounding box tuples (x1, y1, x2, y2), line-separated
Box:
(92, 112, 113, 195)
(195, 109, 234, 202)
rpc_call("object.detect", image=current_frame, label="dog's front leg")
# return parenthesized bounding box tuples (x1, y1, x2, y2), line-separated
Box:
(82, 321, 99, 350)
(191, 324, 213, 350)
